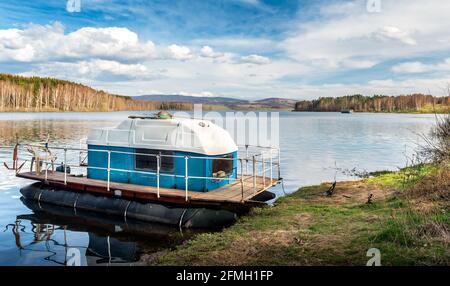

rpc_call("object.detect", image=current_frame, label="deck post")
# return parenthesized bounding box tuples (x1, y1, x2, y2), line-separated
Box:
(240, 159, 244, 201)
(45, 162, 48, 182)
(269, 148, 273, 185)
(262, 152, 265, 188)
(245, 144, 249, 175)
(184, 156, 188, 202)
(64, 148, 67, 185)
(78, 139, 82, 166)
(156, 155, 160, 198)
(107, 150, 111, 191)
(252, 155, 256, 193)
(277, 148, 281, 180)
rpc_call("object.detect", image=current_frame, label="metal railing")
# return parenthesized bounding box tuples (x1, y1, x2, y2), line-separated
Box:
(2, 143, 281, 202)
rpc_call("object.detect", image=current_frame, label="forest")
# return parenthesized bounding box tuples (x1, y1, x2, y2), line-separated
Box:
(0, 74, 192, 112)
(294, 94, 450, 113)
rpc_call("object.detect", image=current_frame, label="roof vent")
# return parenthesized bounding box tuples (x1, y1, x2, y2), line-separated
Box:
(156, 111, 173, 119)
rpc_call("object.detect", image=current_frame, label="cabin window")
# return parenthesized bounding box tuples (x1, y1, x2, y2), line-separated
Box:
(135, 149, 174, 172)
(212, 154, 234, 177)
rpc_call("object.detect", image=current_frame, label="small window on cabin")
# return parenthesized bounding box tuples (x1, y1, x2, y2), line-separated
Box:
(212, 154, 234, 178)
(135, 149, 174, 172)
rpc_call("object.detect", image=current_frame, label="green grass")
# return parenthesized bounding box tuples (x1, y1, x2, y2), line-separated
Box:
(365, 164, 438, 190)
(147, 165, 449, 266)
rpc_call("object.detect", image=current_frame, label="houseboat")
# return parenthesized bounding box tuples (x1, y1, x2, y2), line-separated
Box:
(6, 112, 281, 228)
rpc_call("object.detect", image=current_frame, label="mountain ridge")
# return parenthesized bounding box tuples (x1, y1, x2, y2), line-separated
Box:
(132, 94, 298, 109)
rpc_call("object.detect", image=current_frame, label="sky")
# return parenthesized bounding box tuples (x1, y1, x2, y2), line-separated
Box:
(0, 0, 450, 100)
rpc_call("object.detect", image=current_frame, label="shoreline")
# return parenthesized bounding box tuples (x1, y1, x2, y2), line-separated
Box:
(143, 164, 449, 266)
(292, 110, 450, 114)
(0, 109, 447, 114)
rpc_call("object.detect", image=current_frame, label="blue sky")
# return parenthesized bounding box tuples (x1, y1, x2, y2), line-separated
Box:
(1, 0, 450, 99)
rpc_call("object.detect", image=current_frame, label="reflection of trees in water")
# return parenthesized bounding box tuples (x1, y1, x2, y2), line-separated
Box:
(4, 199, 199, 266)
(3, 218, 141, 266)
(4, 219, 73, 265)
(0, 117, 124, 146)
(0, 120, 91, 145)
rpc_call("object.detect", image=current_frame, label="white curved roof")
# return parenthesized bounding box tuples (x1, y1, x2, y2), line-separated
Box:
(87, 117, 238, 156)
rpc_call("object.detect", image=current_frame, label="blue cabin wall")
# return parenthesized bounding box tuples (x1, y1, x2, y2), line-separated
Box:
(87, 145, 237, 192)
(87, 145, 133, 184)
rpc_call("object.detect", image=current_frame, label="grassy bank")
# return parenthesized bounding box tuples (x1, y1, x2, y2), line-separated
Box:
(146, 163, 449, 266)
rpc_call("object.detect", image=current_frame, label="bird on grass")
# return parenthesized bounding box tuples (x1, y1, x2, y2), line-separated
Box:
(326, 181, 336, 197)
(367, 193, 374, 204)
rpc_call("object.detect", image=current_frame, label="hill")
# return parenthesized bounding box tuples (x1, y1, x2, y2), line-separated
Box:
(294, 94, 450, 113)
(134, 94, 297, 110)
(133, 94, 247, 104)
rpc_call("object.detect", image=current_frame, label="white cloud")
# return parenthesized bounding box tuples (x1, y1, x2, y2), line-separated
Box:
(0, 29, 36, 62)
(372, 26, 417, 46)
(392, 62, 428, 73)
(240, 54, 270, 65)
(96, 73, 450, 100)
(342, 59, 377, 69)
(192, 37, 276, 53)
(200, 46, 222, 58)
(178, 91, 216, 97)
(167, 44, 195, 60)
(22, 59, 160, 81)
(281, 0, 450, 70)
(0, 22, 156, 63)
(392, 58, 450, 73)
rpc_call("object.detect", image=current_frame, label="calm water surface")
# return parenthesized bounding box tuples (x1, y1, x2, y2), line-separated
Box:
(0, 111, 436, 265)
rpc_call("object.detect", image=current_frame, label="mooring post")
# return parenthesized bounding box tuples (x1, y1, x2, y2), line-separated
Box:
(14, 143, 19, 175)
(252, 155, 256, 193)
(156, 155, 160, 198)
(184, 156, 189, 202)
(107, 150, 111, 191)
(13, 135, 19, 174)
(64, 148, 67, 185)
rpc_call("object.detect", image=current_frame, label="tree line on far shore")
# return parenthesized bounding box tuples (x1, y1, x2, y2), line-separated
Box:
(0, 73, 192, 112)
(294, 94, 450, 113)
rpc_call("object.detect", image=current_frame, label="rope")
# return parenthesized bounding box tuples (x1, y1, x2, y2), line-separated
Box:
(73, 193, 79, 209)
(181, 208, 201, 226)
(178, 209, 188, 230)
(37, 190, 43, 209)
(123, 200, 132, 222)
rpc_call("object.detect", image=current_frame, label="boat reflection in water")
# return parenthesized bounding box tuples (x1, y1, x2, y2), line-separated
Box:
(7, 198, 219, 266)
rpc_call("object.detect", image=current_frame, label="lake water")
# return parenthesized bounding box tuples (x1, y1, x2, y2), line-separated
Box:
(0, 111, 437, 265)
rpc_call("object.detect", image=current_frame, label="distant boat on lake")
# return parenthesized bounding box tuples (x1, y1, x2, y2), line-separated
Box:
(341, 109, 353, 114)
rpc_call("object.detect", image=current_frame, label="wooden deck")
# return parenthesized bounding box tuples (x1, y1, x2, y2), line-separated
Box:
(17, 171, 280, 210)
